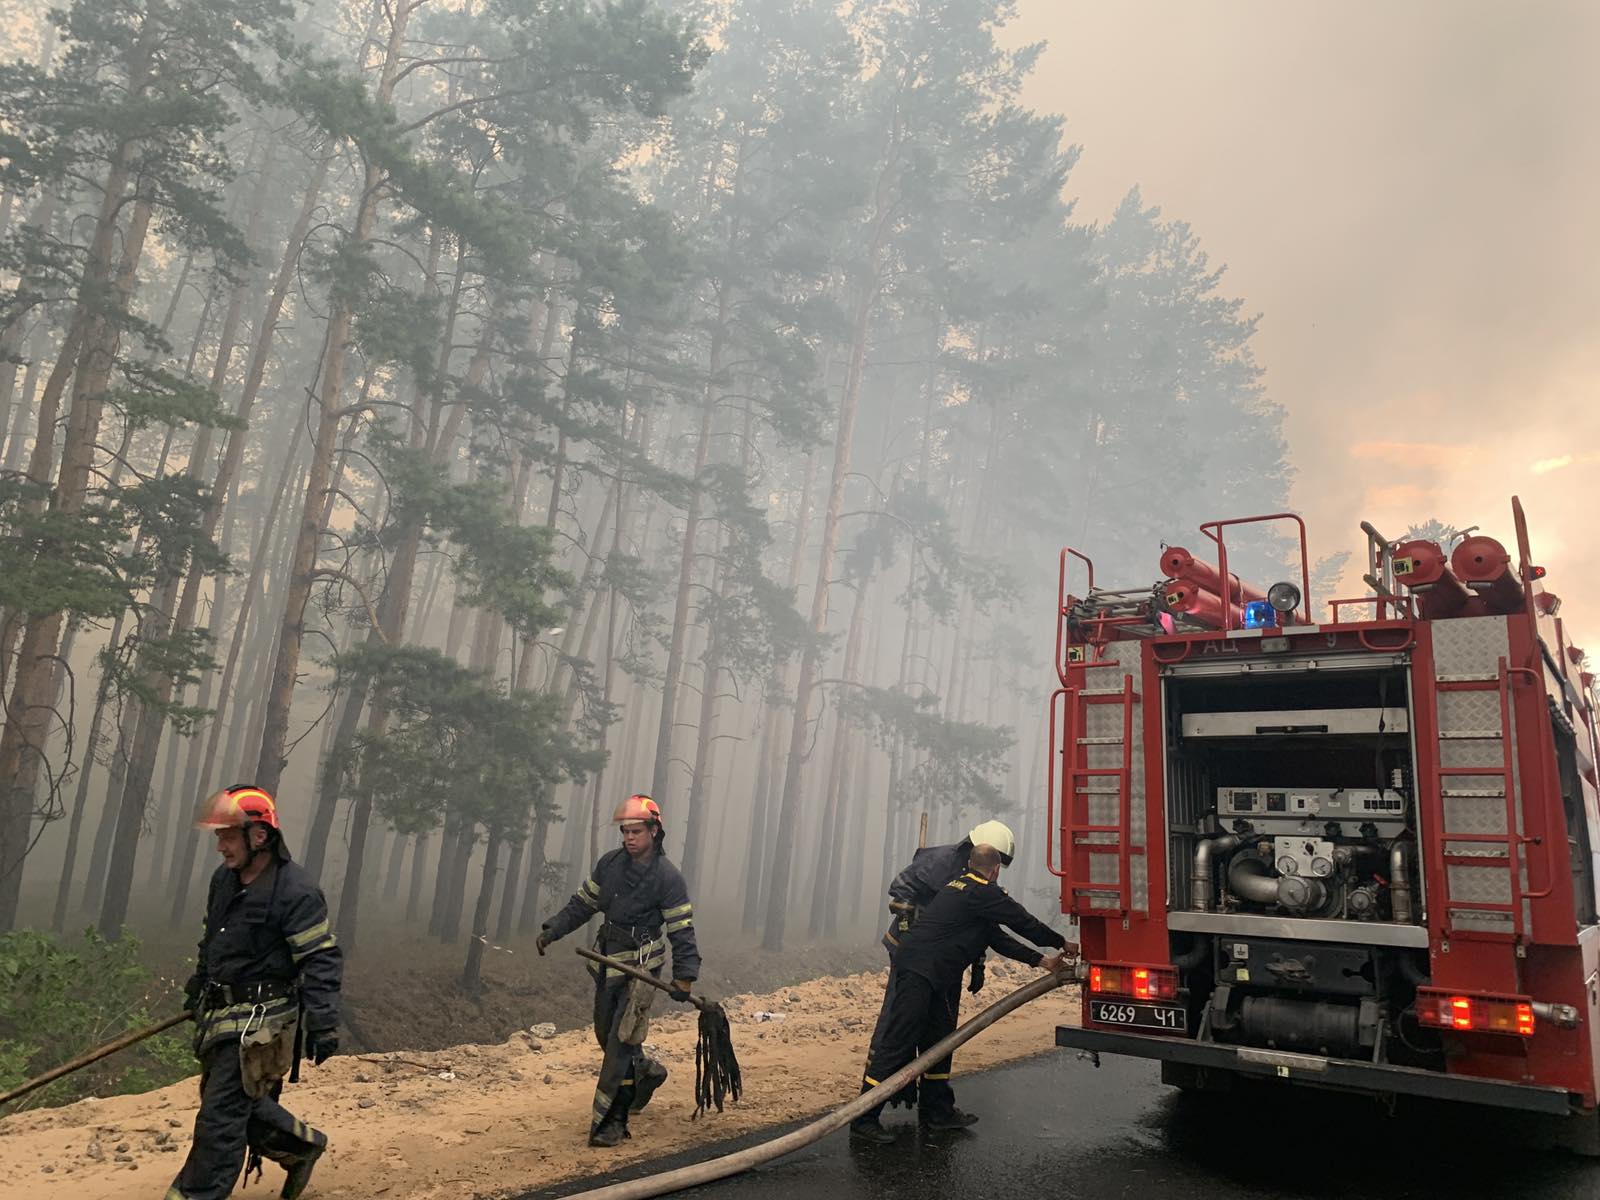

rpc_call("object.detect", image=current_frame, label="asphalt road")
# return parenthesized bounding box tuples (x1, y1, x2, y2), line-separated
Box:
(534, 1050, 1600, 1200)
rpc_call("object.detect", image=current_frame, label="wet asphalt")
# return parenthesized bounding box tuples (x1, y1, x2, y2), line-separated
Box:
(531, 1050, 1600, 1200)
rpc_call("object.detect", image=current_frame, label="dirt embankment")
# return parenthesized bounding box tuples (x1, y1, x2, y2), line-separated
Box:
(0, 960, 1081, 1200)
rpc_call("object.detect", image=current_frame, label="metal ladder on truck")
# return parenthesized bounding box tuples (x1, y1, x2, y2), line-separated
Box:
(1432, 656, 1529, 945)
(1049, 656, 1140, 917)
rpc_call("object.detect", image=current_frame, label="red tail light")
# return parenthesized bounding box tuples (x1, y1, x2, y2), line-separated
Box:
(1416, 988, 1535, 1037)
(1088, 962, 1178, 1000)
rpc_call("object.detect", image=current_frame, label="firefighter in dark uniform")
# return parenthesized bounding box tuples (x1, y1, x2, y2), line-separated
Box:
(537, 793, 700, 1147)
(871, 819, 1017, 1063)
(851, 842, 1073, 1143)
(168, 785, 342, 1200)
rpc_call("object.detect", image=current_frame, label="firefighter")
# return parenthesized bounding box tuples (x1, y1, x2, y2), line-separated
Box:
(168, 785, 342, 1200)
(851, 842, 1072, 1144)
(870, 819, 1017, 1063)
(537, 793, 700, 1148)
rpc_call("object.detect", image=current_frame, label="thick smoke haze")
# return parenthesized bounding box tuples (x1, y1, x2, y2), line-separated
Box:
(1014, 0, 1600, 633)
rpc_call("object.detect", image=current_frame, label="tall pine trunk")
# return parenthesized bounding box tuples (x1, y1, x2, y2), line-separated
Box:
(762, 289, 874, 951)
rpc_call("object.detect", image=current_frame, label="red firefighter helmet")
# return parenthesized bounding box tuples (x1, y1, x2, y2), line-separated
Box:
(193, 785, 280, 831)
(612, 793, 662, 828)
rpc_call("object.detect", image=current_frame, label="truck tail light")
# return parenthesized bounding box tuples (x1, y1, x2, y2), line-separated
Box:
(1088, 962, 1178, 1000)
(1415, 988, 1535, 1037)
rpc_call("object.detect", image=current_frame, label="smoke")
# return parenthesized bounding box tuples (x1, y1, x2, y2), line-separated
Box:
(1012, 0, 1600, 629)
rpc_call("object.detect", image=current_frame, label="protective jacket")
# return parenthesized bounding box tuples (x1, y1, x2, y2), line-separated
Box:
(544, 847, 700, 985)
(881, 839, 971, 951)
(895, 869, 1066, 985)
(184, 858, 342, 1055)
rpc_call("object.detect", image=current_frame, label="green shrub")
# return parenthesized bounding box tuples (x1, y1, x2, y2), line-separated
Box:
(0, 928, 193, 1111)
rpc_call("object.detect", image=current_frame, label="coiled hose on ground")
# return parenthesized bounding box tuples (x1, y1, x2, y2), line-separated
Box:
(562, 971, 1072, 1200)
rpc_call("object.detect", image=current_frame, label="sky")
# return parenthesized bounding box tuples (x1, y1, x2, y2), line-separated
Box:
(1008, 0, 1600, 639)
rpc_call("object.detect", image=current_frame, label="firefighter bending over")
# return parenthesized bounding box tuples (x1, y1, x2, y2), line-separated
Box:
(871, 819, 1017, 1063)
(852, 842, 1072, 1144)
(169, 786, 342, 1200)
(538, 793, 700, 1147)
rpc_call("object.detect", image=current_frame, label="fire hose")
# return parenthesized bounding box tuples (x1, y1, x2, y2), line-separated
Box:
(561, 968, 1073, 1200)
(0, 1010, 193, 1108)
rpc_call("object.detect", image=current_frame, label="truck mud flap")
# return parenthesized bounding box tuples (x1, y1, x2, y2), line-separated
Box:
(1055, 1025, 1580, 1116)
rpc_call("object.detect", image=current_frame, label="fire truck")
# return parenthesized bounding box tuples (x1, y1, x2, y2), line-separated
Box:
(1048, 500, 1600, 1145)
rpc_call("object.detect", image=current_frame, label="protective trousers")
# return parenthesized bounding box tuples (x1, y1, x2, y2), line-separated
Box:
(859, 968, 960, 1123)
(590, 979, 657, 1133)
(166, 1039, 325, 1199)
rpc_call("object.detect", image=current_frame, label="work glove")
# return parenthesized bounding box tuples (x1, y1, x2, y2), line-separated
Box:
(967, 960, 986, 995)
(182, 976, 202, 1018)
(307, 1030, 339, 1066)
(535, 932, 552, 956)
(669, 979, 694, 1003)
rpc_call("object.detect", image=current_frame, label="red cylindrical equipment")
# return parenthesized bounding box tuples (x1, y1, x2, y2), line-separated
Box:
(1451, 535, 1526, 614)
(1163, 579, 1244, 630)
(1391, 539, 1473, 619)
(1159, 546, 1268, 606)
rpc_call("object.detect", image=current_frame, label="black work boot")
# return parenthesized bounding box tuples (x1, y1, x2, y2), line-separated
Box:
(848, 1117, 897, 1145)
(920, 1108, 979, 1132)
(589, 1114, 630, 1148)
(630, 1060, 669, 1112)
(280, 1143, 324, 1200)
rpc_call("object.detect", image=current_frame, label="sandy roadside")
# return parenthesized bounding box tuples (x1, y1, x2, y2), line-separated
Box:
(0, 961, 1081, 1199)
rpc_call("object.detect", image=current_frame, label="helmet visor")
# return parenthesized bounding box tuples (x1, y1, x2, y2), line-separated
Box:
(193, 789, 248, 831)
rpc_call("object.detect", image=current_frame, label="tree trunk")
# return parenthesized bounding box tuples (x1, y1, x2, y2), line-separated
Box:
(405, 831, 429, 922)
(740, 447, 819, 933)
(649, 303, 727, 806)
(0, 163, 153, 930)
(428, 815, 460, 936)
(382, 825, 407, 902)
(439, 824, 475, 943)
(97, 168, 276, 938)
(519, 807, 551, 932)
(461, 829, 502, 994)
(762, 290, 873, 951)
(50, 609, 126, 932)
(496, 836, 524, 943)
(0, 319, 49, 472)
(254, 8, 412, 795)
(81, 721, 130, 914)
(169, 424, 306, 922)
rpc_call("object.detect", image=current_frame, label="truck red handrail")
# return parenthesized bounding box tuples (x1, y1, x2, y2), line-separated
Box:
(1199, 512, 1312, 629)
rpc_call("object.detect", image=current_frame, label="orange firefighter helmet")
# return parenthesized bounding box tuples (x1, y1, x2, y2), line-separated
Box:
(193, 785, 280, 831)
(612, 793, 663, 828)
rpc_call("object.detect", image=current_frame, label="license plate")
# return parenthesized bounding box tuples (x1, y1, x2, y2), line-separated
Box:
(1090, 999, 1187, 1032)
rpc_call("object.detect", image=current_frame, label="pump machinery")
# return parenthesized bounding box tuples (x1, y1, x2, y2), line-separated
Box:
(1049, 501, 1600, 1148)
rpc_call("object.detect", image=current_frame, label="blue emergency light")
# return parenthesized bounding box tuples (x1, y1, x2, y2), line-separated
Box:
(1243, 600, 1278, 629)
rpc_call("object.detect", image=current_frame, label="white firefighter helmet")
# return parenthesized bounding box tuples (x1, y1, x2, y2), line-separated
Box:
(968, 819, 1016, 866)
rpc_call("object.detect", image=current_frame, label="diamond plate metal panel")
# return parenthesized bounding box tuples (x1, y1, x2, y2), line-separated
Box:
(1442, 795, 1507, 835)
(1439, 738, 1504, 771)
(1438, 690, 1503, 736)
(1432, 616, 1511, 679)
(1444, 840, 1508, 858)
(1448, 864, 1512, 904)
(1454, 911, 1514, 932)
(1083, 705, 1123, 741)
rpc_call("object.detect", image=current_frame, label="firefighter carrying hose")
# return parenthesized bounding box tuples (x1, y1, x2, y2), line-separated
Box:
(168, 786, 342, 1200)
(538, 794, 700, 1147)
(852, 842, 1073, 1143)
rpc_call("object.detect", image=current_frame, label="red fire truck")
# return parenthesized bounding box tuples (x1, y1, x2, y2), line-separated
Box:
(1049, 500, 1600, 1145)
